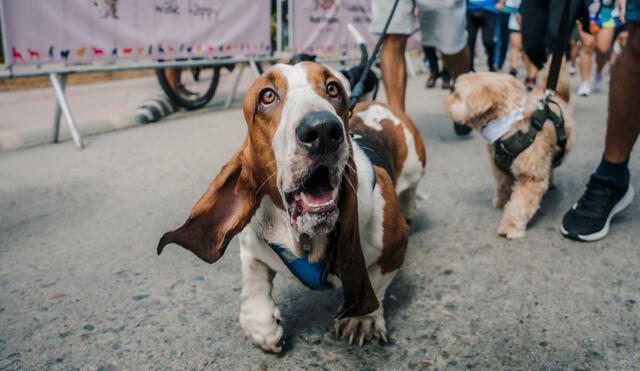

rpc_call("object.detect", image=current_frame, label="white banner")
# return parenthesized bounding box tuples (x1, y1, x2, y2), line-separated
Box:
(290, 0, 422, 55)
(3, 0, 271, 66)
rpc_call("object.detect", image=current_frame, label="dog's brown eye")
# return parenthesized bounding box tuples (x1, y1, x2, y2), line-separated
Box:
(259, 88, 276, 105)
(326, 82, 340, 98)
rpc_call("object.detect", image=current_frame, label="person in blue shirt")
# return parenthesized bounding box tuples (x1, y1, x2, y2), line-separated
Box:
(467, 0, 506, 71)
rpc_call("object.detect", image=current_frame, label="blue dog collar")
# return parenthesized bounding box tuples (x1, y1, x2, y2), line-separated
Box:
(268, 243, 333, 290)
(267, 157, 377, 291)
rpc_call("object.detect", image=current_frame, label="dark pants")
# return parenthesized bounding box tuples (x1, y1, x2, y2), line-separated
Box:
(467, 9, 497, 71)
(520, 0, 587, 69)
(494, 13, 511, 68)
(422, 46, 450, 79)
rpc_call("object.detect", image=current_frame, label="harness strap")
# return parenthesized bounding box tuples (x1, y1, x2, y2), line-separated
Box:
(494, 98, 568, 174)
(268, 243, 333, 290)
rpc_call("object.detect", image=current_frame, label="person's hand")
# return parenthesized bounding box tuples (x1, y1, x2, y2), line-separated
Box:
(496, 0, 505, 11)
(619, 0, 627, 23)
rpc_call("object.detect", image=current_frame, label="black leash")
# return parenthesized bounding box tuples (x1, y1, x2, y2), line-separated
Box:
(545, 0, 574, 94)
(349, 0, 401, 111)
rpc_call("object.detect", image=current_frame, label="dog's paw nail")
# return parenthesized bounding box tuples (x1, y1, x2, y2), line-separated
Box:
(379, 331, 388, 343)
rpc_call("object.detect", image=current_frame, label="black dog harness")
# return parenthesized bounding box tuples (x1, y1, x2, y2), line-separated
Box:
(493, 98, 567, 174)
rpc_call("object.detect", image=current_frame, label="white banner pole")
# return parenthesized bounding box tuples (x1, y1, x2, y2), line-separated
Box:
(0, 0, 12, 70)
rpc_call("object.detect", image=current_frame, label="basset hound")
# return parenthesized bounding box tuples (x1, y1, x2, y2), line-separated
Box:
(158, 62, 426, 352)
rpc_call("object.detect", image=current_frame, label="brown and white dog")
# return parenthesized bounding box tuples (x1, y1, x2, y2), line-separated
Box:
(158, 62, 426, 351)
(445, 72, 574, 239)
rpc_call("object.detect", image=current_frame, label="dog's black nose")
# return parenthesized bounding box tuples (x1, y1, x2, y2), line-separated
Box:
(296, 112, 344, 155)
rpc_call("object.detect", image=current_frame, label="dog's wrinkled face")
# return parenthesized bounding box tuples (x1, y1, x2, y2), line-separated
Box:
(446, 72, 524, 130)
(243, 62, 350, 236)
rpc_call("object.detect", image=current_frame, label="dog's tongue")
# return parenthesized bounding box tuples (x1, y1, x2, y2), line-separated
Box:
(303, 184, 334, 204)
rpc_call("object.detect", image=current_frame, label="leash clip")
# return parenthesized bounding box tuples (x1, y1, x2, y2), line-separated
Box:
(544, 89, 556, 99)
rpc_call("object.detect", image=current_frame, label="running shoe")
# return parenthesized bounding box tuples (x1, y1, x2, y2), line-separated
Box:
(594, 73, 605, 92)
(568, 65, 576, 75)
(578, 81, 591, 97)
(561, 174, 635, 241)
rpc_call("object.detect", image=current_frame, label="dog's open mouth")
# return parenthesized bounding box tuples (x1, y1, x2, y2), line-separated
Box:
(285, 165, 338, 224)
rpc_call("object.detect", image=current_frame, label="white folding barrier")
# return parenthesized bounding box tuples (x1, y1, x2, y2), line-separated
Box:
(0, 0, 272, 148)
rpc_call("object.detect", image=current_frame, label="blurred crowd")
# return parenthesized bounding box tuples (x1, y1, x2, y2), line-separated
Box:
(371, 0, 638, 242)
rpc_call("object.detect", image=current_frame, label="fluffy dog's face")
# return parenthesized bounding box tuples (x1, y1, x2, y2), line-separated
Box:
(243, 62, 351, 237)
(445, 72, 525, 130)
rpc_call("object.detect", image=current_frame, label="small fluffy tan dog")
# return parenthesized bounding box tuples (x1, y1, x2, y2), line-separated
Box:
(446, 72, 574, 239)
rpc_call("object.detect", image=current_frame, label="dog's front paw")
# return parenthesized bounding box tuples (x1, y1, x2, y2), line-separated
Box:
(498, 223, 526, 239)
(335, 311, 387, 346)
(239, 304, 284, 353)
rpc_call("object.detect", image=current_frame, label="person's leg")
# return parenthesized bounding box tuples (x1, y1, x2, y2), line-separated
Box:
(603, 22, 640, 166)
(561, 22, 640, 241)
(369, 0, 413, 111)
(424, 46, 440, 88)
(497, 13, 511, 68)
(569, 37, 579, 74)
(421, 0, 471, 134)
(546, 0, 586, 55)
(509, 31, 523, 74)
(521, 0, 550, 70)
(423, 46, 440, 75)
(481, 10, 498, 71)
(524, 54, 538, 79)
(594, 27, 615, 74)
(380, 34, 409, 111)
(442, 46, 471, 80)
(466, 10, 481, 71)
(578, 28, 595, 95)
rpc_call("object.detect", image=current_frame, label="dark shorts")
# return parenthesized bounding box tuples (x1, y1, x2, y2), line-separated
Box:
(628, 0, 640, 23)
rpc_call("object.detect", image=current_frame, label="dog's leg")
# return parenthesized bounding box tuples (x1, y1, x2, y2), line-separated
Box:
(239, 234, 284, 353)
(498, 176, 549, 239)
(335, 264, 397, 346)
(491, 163, 514, 208)
(398, 186, 418, 222)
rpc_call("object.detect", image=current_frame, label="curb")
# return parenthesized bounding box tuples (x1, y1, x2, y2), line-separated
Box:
(0, 95, 243, 153)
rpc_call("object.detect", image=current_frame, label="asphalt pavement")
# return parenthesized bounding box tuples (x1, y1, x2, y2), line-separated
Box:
(0, 69, 638, 370)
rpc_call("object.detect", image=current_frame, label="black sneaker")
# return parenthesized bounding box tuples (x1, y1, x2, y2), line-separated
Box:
(453, 122, 472, 136)
(561, 174, 635, 241)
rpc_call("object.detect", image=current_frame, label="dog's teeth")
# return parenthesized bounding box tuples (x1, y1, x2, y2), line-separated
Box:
(300, 192, 334, 208)
(300, 192, 311, 206)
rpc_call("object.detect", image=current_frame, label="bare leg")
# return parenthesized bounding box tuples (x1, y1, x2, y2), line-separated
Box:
(595, 27, 615, 74)
(509, 31, 523, 70)
(579, 29, 595, 84)
(603, 23, 640, 163)
(442, 46, 471, 81)
(569, 38, 579, 67)
(498, 176, 549, 239)
(525, 54, 538, 78)
(380, 34, 409, 111)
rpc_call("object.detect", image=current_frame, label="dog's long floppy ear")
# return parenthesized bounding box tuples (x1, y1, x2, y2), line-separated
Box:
(330, 154, 379, 319)
(157, 144, 259, 263)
